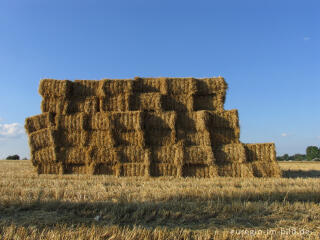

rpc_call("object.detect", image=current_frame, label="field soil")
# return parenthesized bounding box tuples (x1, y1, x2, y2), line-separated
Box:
(0, 160, 320, 239)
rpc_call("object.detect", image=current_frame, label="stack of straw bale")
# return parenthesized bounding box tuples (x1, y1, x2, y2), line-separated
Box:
(25, 77, 281, 177)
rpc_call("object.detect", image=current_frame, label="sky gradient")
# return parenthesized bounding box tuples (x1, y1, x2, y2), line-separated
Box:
(0, 0, 319, 158)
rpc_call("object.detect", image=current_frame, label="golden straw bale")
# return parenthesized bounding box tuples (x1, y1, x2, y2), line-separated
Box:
(151, 145, 182, 164)
(68, 97, 99, 114)
(55, 113, 88, 130)
(208, 128, 240, 145)
(116, 146, 150, 164)
(133, 77, 167, 94)
(89, 113, 112, 130)
(110, 111, 143, 131)
(193, 94, 225, 111)
(152, 163, 178, 177)
(28, 128, 56, 151)
(213, 144, 247, 164)
(162, 94, 194, 112)
(73, 80, 100, 97)
(131, 93, 162, 111)
(60, 147, 88, 164)
(25, 113, 56, 134)
(100, 94, 132, 112)
(183, 164, 218, 178)
(244, 143, 276, 162)
(145, 129, 176, 146)
(98, 79, 133, 97)
(176, 111, 208, 131)
(143, 111, 176, 130)
(57, 130, 89, 147)
(38, 79, 72, 98)
(113, 130, 145, 147)
(41, 97, 70, 114)
(184, 146, 215, 165)
(31, 146, 59, 165)
(63, 164, 88, 174)
(218, 163, 254, 177)
(206, 110, 239, 129)
(195, 77, 228, 95)
(166, 78, 197, 95)
(89, 163, 115, 175)
(36, 162, 64, 174)
(250, 161, 282, 177)
(177, 130, 211, 146)
(87, 147, 119, 165)
(87, 130, 115, 147)
(119, 163, 147, 177)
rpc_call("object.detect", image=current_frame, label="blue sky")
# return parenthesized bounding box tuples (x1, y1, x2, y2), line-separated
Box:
(0, 0, 319, 158)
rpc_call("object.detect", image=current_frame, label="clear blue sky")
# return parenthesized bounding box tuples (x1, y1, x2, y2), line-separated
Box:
(0, 0, 319, 158)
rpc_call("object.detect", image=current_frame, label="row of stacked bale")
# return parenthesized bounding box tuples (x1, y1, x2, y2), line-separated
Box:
(25, 77, 281, 177)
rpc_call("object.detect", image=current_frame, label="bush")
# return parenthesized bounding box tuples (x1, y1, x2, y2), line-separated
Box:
(6, 155, 20, 160)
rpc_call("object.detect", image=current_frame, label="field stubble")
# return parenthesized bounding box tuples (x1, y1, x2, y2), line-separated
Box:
(0, 160, 320, 239)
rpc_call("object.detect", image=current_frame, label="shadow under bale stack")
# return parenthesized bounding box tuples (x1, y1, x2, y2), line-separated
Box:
(25, 77, 281, 177)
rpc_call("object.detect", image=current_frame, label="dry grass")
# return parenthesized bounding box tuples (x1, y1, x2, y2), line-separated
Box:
(0, 160, 320, 239)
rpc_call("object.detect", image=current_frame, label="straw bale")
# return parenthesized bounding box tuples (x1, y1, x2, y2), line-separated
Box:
(113, 130, 145, 147)
(184, 146, 215, 165)
(208, 128, 240, 145)
(120, 163, 147, 177)
(25, 113, 56, 134)
(28, 129, 56, 151)
(151, 145, 183, 164)
(55, 113, 88, 130)
(31, 146, 59, 165)
(218, 163, 254, 177)
(89, 113, 112, 130)
(213, 144, 246, 164)
(183, 164, 218, 178)
(176, 111, 208, 131)
(60, 147, 88, 164)
(87, 147, 119, 164)
(177, 130, 211, 146)
(57, 130, 89, 147)
(73, 80, 100, 97)
(131, 93, 162, 111)
(206, 110, 239, 129)
(116, 146, 150, 164)
(145, 129, 176, 146)
(250, 161, 282, 177)
(162, 94, 194, 112)
(98, 79, 133, 97)
(133, 77, 167, 94)
(87, 130, 115, 147)
(41, 97, 70, 114)
(166, 78, 197, 95)
(244, 143, 276, 162)
(143, 111, 176, 130)
(38, 79, 72, 98)
(195, 77, 228, 95)
(68, 97, 99, 114)
(100, 94, 132, 112)
(193, 94, 225, 111)
(36, 162, 64, 174)
(63, 164, 88, 174)
(152, 163, 178, 177)
(89, 163, 115, 175)
(110, 111, 143, 131)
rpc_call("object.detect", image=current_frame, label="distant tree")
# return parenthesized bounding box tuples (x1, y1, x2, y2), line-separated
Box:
(283, 154, 289, 161)
(306, 146, 320, 161)
(22, 157, 28, 160)
(293, 154, 306, 161)
(6, 154, 20, 160)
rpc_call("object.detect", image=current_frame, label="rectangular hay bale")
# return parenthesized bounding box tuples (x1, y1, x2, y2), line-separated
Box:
(116, 146, 150, 164)
(68, 97, 99, 114)
(73, 80, 100, 97)
(151, 145, 182, 164)
(55, 113, 88, 130)
(130, 93, 162, 111)
(113, 130, 145, 147)
(209, 128, 240, 145)
(28, 128, 56, 151)
(99, 79, 133, 97)
(244, 143, 277, 162)
(89, 113, 112, 130)
(218, 163, 254, 177)
(133, 77, 167, 93)
(206, 110, 239, 129)
(120, 163, 147, 177)
(183, 164, 217, 178)
(110, 111, 143, 131)
(38, 79, 72, 98)
(60, 147, 89, 164)
(57, 130, 89, 147)
(25, 113, 56, 134)
(166, 78, 197, 95)
(63, 164, 88, 174)
(87, 130, 115, 147)
(162, 94, 194, 112)
(177, 130, 211, 146)
(193, 94, 225, 111)
(151, 163, 178, 177)
(87, 147, 119, 164)
(145, 129, 176, 146)
(184, 146, 215, 165)
(41, 97, 70, 114)
(195, 77, 228, 95)
(143, 111, 176, 130)
(100, 94, 132, 112)
(213, 143, 247, 164)
(31, 146, 58, 165)
(36, 162, 64, 174)
(176, 111, 208, 131)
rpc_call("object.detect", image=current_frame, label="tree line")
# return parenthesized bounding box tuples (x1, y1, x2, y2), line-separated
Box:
(277, 146, 320, 161)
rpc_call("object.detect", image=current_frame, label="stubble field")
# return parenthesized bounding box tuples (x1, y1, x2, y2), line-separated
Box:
(0, 160, 320, 239)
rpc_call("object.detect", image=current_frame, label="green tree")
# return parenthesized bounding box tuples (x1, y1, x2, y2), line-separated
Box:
(306, 146, 320, 161)
(283, 154, 289, 161)
(6, 154, 20, 160)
